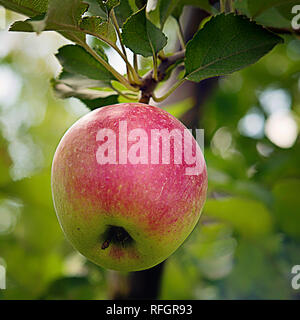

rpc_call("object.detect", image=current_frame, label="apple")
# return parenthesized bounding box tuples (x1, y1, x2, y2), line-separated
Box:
(51, 103, 207, 271)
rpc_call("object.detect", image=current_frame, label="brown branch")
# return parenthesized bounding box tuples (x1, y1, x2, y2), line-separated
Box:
(139, 50, 185, 103)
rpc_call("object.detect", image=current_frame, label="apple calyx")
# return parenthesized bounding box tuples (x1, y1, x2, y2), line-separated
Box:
(101, 226, 133, 250)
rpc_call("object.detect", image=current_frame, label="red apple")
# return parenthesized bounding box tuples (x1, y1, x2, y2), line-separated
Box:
(51, 103, 207, 271)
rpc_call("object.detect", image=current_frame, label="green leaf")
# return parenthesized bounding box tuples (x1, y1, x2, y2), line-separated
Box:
(10, 0, 88, 44)
(9, 0, 120, 46)
(275, 1, 298, 20)
(103, 0, 120, 11)
(135, 0, 147, 9)
(204, 197, 273, 238)
(114, 0, 133, 26)
(90, 41, 109, 62)
(80, 95, 119, 109)
(55, 45, 116, 81)
(80, 17, 117, 43)
(85, 0, 107, 18)
(236, 0, 296, 28)
(0, 0, 48, 17)
(9, 19, 40, 32)
(159, 0, 179, 26)
(52, 71, 119, 109)
(55, 71, 108, 90)
(121, 7, 167, 57)
(45, 0, 88, 31)
(185, 13, 283, 82)
(88, 0, 133, 28)
(247, 0, 297, 19)
(98, 0, 120, 16)
(254, 7, 291, 29)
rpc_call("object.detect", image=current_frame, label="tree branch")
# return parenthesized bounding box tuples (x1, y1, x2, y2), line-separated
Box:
(139, 50, 185, 103)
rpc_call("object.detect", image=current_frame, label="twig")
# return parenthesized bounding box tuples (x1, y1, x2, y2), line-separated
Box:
(139, 50, 185, 103)
(153, 54, 158, 81)
(152, 79, 185, 102)
(133, 53, 138, 73)
(220, 0, 225, 12)
(110, 10, 142, 85)
(177, 20, 186, 49)
(111, 83, 139, 101)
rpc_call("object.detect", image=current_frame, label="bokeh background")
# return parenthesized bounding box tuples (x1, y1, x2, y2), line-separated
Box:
(0, 8, 300, 299)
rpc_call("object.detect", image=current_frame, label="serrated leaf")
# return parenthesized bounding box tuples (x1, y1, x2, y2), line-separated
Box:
(80, 17, 117, 43)
(0, 0, 48, 17)
(121, 7, 167, 57)
(56, 44, 116, 81)
(10, 0, 88, 44)
(9, 0, 120, 45)
(185, 13, 283, 82)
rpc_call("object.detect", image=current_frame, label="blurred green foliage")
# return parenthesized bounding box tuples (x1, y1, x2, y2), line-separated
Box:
(0, 9, 300, 300)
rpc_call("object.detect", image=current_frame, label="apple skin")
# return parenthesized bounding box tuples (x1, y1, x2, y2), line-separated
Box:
(51, 103, 207, 271)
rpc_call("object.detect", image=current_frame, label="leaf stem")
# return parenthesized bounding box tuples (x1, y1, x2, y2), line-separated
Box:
(153, 54, 158, 81)
(220, 0, 233, 13)
(44, 22, 142, 85)
(110, 10, 131, 80)
(133, 53, 138, 73)
(177, 20, 186, 49)
(152, 79, 185, 102)
(104, 38, 142, 85)
(158, 50, 167, 61)
(220, 0, 225, 12)
(111, 83, 139, 101)
(110, 10, 141, 85)
(82, 43, 139, 92)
